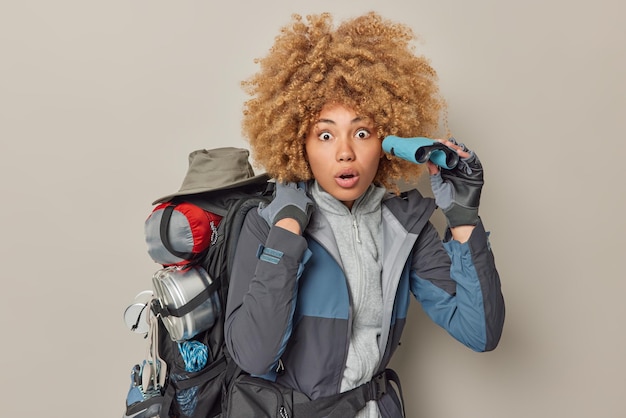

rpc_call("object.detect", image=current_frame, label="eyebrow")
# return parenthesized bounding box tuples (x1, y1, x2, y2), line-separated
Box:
(316, 116, 368, 125)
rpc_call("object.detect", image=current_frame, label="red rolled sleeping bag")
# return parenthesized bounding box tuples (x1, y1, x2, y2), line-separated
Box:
(144, 202, 222, 267)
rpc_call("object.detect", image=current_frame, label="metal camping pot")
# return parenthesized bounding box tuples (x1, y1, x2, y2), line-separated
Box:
(151, 266, 221, 342)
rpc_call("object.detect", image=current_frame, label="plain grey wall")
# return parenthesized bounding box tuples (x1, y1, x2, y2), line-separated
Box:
(1, 1, 624, 417)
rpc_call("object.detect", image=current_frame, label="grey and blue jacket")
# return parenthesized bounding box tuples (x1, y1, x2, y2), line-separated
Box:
(224, 187, 505, 415)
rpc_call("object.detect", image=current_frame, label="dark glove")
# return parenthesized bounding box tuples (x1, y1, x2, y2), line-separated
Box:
(429, 140, 484, 227)
(258, 182, 314, 232)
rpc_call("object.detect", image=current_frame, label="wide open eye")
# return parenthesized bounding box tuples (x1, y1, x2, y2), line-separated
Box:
(355, 129, 371, 139)
(318, 132, 333, 141)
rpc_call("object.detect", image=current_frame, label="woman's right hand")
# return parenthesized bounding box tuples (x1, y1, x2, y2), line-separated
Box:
(257, 182, 314, 234)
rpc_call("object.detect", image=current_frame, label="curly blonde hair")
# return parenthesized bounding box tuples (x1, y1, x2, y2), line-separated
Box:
(242, 12, 446, 192)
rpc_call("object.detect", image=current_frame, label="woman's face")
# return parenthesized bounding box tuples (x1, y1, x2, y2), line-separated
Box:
(305, 104, 382, 209)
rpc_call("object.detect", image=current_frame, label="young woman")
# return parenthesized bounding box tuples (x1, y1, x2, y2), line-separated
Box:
(224, 12, 505, 418)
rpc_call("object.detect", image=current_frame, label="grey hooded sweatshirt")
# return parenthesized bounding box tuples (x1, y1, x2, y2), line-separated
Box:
(311, 181, 386, 418)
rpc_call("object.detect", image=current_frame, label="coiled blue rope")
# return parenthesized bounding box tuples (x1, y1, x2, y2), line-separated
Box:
(175, 340, 209, 416)
(178, 340, 209, 372)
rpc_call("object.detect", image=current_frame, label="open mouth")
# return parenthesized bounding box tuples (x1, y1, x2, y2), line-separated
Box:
(335, 170, 359, 188)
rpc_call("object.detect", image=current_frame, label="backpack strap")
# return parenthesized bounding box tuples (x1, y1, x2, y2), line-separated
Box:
(293, 369, 405, 418)
(150, 277, 220, 319)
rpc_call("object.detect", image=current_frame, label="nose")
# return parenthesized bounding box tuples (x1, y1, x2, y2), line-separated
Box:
(336, 138, 355, 162)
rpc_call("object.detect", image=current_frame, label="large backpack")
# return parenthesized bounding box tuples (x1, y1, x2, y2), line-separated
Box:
(122, 148, 272, 418)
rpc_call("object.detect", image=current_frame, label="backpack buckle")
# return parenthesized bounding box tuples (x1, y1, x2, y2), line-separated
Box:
(369, 372, 387, 400)
(151, 298, 171, 318)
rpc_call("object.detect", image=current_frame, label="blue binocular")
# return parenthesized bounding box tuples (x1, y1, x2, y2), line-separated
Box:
(382, 136, 459, 169)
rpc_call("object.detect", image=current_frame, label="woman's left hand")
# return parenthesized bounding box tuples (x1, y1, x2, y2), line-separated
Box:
(428, 138, 484, 228)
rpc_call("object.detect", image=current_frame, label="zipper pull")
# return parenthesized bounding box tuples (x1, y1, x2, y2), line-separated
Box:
(275, 358, 285, 375)
(352, 218, 361, 244)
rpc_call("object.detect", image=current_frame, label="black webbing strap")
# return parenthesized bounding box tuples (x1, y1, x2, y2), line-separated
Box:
(160, 203, 195, 261)
(151, 278, 220, 318)
(293, 369, 405, 418)
(382, 369, 405, 417)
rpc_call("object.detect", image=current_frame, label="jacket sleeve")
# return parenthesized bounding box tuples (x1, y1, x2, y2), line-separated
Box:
(224, 210, 310, 377)
(410, 219, 505, 352)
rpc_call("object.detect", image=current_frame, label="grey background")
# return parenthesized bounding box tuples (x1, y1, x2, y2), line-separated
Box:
(1, 1, 624, 417)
